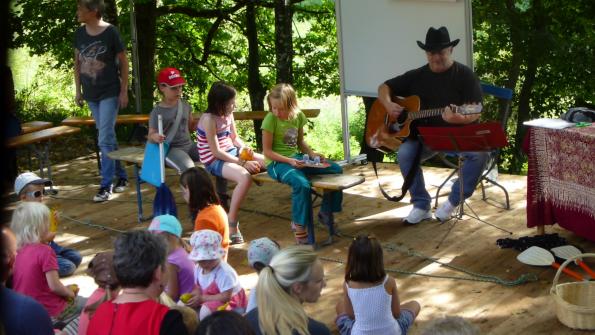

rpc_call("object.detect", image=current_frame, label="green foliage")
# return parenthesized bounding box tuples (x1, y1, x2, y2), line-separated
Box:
(11, 0, 595, 175)
(473, 0, 595, 174)
(11, 0, 81, 69)
(10, 49, 88, 124)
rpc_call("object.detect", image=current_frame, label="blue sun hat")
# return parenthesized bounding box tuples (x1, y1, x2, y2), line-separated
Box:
(148, 214, 182, 237)
(247, 237, 280, 268)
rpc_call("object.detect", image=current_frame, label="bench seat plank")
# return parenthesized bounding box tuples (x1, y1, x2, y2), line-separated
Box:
(6, 126, 81, 148)
(251, 172, 363, 191)
(107, 146, 146, 165)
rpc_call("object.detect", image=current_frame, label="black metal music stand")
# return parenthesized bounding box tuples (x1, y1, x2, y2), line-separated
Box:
(418, 122, 513, 248)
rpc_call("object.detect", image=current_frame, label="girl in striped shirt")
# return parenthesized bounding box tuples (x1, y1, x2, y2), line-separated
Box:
(196, 82, 266, 244)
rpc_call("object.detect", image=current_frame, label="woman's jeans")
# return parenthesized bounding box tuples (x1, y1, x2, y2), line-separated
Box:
(88, 96, 127, 189)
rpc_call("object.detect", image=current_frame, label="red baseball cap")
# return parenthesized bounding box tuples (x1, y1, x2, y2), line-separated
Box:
(157, 67, 186, 87)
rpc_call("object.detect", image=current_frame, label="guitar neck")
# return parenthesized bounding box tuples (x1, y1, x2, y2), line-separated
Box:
(409, 107, 448, 120)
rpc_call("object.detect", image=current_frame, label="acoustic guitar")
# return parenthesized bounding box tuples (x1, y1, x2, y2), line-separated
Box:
(365, 96, 482, 153)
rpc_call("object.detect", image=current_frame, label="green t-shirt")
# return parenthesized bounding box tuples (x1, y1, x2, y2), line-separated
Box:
(261, 111, 307, 163)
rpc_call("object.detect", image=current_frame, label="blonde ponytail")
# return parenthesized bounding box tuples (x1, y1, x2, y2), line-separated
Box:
(256, 246, 318, 335)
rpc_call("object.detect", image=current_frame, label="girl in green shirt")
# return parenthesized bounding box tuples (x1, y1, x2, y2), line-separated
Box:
(261, 84, 343, 244)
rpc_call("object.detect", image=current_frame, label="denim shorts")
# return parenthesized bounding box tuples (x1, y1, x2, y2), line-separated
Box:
(205, 147, 238, 177)
(336, 309, 416, 335)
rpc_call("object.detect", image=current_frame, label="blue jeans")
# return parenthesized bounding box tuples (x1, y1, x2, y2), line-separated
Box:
(50, 242, 82, 277)
(88, 96, 127, 189)
(205, 147, 239, 177)
(397, 139, 489, 209)
(267, 154, 343, 227)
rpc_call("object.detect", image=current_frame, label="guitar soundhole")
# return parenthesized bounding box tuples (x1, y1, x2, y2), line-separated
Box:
(388, 111, 408, 133)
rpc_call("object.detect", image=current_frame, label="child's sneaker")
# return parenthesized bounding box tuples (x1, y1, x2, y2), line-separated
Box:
(113, 178, 129, 193)
(93, 186, 112, 202)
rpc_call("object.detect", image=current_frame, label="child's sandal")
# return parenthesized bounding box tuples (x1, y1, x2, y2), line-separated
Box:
(229, 221, 244, 245)
(229, 231, 244, 245)
(291, 222, 309, 245)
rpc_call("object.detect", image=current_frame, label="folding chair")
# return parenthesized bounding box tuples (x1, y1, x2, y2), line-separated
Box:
(434, 82, 513, 210)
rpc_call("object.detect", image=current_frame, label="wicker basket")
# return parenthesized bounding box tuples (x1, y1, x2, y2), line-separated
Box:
(550, 253, 595, 330)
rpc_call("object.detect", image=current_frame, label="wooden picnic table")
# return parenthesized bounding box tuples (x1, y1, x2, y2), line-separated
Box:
(6, 126, 81, 149)
(62, 114, 150, 126)
(61, 109, 320, 126)
(7, 125, 81, 193)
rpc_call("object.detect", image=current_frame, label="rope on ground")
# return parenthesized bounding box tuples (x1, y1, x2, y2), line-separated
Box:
(60, 214, 125, 234)
(48, 194, 184, 205)
(319, 241, 538, 287)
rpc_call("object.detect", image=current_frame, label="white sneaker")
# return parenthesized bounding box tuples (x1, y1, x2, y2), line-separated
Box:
(435, 200, 456, 222)
(404, 207, 432, 225)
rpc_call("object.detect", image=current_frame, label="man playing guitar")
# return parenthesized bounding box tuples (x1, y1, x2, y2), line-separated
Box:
(376, 26, 488, 225)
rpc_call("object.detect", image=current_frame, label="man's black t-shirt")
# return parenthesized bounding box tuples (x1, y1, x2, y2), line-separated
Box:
(384, 61, 482, 133)
(74, 25, 125, 101)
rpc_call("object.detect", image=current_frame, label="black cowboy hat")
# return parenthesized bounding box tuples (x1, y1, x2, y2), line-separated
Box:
(417, 26, 460, 51)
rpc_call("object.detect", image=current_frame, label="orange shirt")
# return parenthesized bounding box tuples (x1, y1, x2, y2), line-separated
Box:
(194, 204, 230, 251)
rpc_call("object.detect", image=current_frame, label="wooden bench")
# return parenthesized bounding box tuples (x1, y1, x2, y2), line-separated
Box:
(107, 146, 226, 223)
(6, 126, 81, 193)
(108, 145, 364, 246)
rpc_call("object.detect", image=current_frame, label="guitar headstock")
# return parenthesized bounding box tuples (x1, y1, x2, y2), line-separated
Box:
(455, 103, 483, 115)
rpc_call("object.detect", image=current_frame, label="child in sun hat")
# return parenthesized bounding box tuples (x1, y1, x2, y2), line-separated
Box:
(185, 229, 247, 320)
(148, 214, 195, 302)
(180, 167, 230, 260)
(245, 237, 280, 313)
(15, 171, 82, 278)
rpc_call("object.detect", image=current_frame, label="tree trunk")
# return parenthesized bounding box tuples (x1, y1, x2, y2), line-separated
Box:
(245, 3, 267, 150)
(134, 0, 157, 114)
(274, 0, 293, 84)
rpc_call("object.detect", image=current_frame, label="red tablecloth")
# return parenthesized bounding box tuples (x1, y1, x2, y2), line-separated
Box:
(523, 126, 595, 241)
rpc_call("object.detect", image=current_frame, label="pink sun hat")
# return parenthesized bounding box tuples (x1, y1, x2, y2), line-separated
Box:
(189, 230, 225, 261)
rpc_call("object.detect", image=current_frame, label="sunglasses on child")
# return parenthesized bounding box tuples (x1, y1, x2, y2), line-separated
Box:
(25, 190, 43, 198)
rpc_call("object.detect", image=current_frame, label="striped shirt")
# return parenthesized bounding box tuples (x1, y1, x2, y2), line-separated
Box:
(196, 113, 235, 165)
